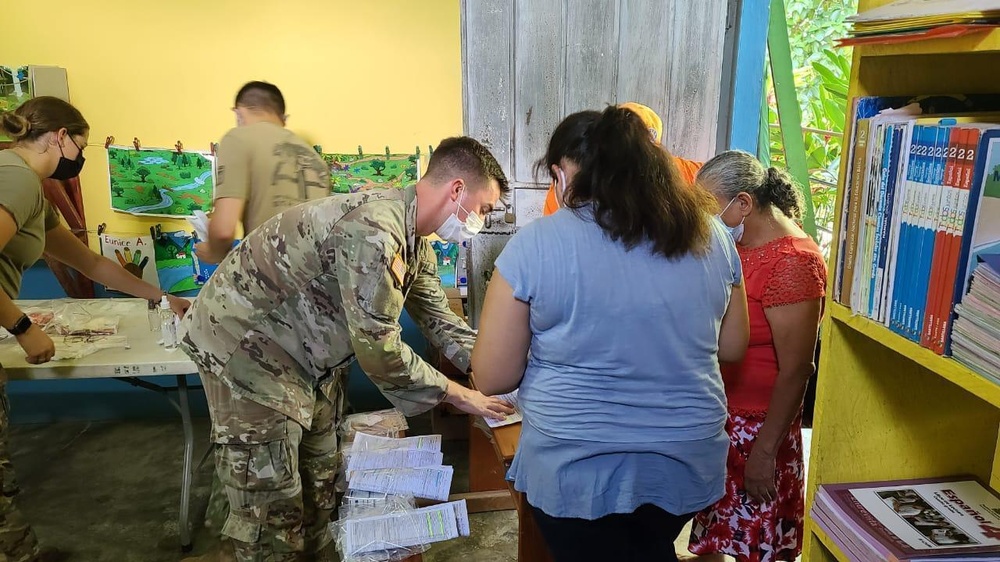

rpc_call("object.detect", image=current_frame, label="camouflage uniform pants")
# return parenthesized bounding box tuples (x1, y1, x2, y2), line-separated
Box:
(201, 371, 345, 562)
(0, 378, 40, 562)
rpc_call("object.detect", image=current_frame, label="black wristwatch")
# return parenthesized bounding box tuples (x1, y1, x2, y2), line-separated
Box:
(7, 314, 32, 336)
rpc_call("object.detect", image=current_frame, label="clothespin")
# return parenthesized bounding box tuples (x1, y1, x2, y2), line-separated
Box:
(210, 142, 218, 156)
(357, 145, 364, 157)
(313, 145, 322, 154)
(175, 140, 184, 154)
(104, 136, 115, 149)
(415, 146, 421, 157)
(150, 224, 162, 240)
(132, 137, 141, 151)
(97, 223, 107, 236)
(385, 145, 391, 158)
(428, 145, 434, 156)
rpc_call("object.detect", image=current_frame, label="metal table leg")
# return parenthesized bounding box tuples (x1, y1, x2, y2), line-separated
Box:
(177, 374, 194, 553)
(118, 375, 201, 553)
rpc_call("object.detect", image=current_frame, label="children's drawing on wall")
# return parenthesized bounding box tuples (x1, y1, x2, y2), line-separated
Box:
(153, 230, 201, 294)
(151, 229, 233, 293)
(322, 147, 420, 194)
(0, 66, 31, 141)
(0, 66, 30, 112)
(99, 232, 160, 291)
(108, 146, 215, 217)
(431, 240, 460, 288)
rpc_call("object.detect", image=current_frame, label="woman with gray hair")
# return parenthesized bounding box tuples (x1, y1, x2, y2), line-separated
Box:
(685, 150, 826, 562)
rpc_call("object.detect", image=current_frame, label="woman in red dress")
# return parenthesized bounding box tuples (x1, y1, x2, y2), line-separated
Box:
(685, 151, 826, 562)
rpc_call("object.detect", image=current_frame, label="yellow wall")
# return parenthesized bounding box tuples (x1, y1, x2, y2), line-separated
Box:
(2, 0, 462, 241)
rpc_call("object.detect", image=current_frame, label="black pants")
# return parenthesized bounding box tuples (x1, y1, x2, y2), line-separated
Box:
(531, 503, 692, 562)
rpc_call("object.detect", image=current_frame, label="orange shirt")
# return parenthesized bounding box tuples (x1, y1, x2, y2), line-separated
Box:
(542, 155, 704, 216)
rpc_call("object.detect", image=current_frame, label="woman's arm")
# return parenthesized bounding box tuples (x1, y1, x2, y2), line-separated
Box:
(0, 210, 55, 363)
(471, 270, 531, 396)
(743, 297, 822, 502)
(719, 279, 750, 363)
(44, 225, 190, 315)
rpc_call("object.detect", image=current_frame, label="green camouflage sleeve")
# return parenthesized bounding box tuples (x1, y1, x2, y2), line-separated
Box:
(332, 221, 449, 417)
(404, 239, 475, 373)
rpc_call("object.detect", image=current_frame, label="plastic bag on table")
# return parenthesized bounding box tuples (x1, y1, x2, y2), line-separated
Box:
(22, 306, 56, 330)
(47, 301, 128, 336)
(338, 490, 416, 520)
(338, 409, 410, 494)
(52, 336, 130, 361)
(0, 306, 56, 341)
(339, 409, 409, 443)
(332, 497, 429, 562)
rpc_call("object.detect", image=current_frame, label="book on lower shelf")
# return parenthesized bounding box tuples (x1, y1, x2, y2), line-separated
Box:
(832, 93, 1000, 363)
(812, 477, 1000, 561)
(951, 255, 1000, 382)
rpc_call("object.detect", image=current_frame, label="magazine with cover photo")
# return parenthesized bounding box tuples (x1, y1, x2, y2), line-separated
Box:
(826, 477, 1000, 559)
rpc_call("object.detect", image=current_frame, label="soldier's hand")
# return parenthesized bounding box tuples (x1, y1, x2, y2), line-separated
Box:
(167, 295, 191, 318)
(444, 381, 516, 420)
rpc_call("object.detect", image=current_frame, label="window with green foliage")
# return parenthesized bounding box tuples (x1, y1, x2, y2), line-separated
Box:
(767, 0, 856, 254)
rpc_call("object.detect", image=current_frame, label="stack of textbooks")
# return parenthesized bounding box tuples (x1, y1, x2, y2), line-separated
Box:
(838, 0, 1000, 47)
(812, 477, 1000, 561)
(951, 256, 1000, 381)
(833, 94, 1000, 358)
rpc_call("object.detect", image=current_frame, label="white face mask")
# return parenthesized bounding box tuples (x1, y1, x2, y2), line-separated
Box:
(554, 168, 568, 208)
(436, 188, 484, 243)
(716, 197, 745, 243)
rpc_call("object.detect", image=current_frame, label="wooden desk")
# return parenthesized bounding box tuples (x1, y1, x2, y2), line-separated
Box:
(427, 346, 515, 513)
(485, 422, 553, 562)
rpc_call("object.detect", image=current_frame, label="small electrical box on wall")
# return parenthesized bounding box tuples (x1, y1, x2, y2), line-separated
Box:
(29, 66, 70, 101)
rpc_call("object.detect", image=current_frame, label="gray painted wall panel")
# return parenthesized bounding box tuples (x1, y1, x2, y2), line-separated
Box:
(462, 0, 733, 325)
(564, 0, 620, 114)
(461, 0, 514, 174)
(512, 0, 566, 183)
(616, 0, 672, 119)
(662, 0, 729, 161)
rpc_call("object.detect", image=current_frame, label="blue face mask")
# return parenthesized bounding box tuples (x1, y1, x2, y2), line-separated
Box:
(716, 197, 745, 242)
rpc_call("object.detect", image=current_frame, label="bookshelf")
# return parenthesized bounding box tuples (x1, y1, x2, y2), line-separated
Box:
(803, 2, 1000, 561)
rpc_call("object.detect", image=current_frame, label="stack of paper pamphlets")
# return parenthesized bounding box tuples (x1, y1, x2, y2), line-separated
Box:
(334, 429, 469, 561)
(812, 477, 1000, 561)
(838, 0, 1000, 46)
(484, 389, 521, 428)
(952, 256, 1000, 382)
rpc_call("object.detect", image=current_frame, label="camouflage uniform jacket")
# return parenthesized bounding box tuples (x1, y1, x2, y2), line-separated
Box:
(180, 185, 475, 426)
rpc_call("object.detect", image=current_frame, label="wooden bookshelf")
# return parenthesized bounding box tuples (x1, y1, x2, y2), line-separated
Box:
(829, 305, 1000, 409)
(803, 1, 1000, 560)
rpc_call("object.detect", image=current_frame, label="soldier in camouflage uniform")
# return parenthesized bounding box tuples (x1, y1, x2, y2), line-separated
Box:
(194, 81, 332, 552)
(179, 136, 514, 562)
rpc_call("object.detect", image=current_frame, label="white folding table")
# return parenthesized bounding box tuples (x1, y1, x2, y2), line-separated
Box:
(0, 298, 201, 552)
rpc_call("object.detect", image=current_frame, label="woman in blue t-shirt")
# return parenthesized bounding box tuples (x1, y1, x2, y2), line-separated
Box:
(472, 107, 750, 562)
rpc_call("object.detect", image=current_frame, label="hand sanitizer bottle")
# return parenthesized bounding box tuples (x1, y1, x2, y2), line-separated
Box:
(159, 296, 177, 349)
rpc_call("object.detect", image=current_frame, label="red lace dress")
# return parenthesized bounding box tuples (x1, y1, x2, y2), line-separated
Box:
(688, 235, 826, 562)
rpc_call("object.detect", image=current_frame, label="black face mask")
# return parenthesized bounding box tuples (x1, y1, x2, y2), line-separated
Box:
(49, 135, 86, 180)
